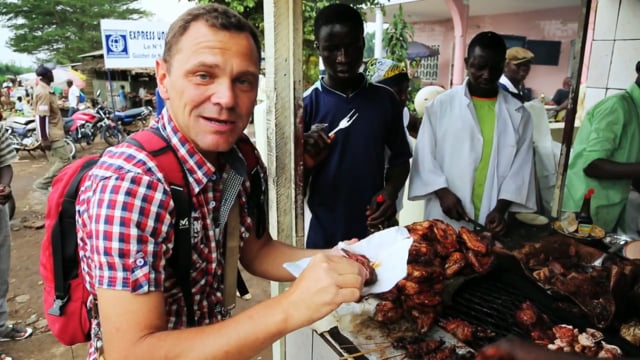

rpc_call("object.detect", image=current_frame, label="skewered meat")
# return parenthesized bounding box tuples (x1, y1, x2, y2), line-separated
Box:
(373, 300, 404, 323)
(465, 250, 494, 274)
(342, 250, 378, 286)
(404, 291, 442, 308)
(445, 251, 467, 278)
(405, 339, 445, 358)
(409, 241, 437, 263)
(376, 286, 399, 302)
(459, 227, 490, 254)
(432, 219, 460, 254)
(406, 263, 444, 283)
(475, 347, 516, 360)
(396, 279, 422, 295)
(441, 318, 475, 342)
(515, 302, 555, 345)
(411, 308, 437, 334)
(422, 345, 456, 360)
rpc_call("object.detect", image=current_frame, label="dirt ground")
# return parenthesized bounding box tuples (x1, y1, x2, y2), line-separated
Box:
(1, 129, 273, 359)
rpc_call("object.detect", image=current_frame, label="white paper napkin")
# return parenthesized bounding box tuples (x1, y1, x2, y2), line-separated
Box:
(283, 226, 413, 295)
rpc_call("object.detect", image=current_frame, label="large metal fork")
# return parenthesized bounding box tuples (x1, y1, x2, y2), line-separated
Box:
(328, 109, 358, 140)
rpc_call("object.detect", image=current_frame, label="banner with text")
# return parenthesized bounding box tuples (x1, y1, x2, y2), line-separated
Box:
(100, 19, 169, 69)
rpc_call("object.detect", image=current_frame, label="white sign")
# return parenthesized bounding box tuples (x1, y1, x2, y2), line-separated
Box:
(100, 19, 169, 69)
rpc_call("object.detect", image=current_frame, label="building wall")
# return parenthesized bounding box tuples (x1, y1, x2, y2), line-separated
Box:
(584, 0, 640, 113)
(412, 6, 581, 97)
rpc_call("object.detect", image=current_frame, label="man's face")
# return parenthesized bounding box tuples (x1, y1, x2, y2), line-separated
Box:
(466, 47, 504, 92)
(316, 24, 364, 82)
(156, 21, 259, 157)
(504, 61, 531, 84)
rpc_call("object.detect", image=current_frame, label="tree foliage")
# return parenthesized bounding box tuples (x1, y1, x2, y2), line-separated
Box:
(193, 0, 381, 86)
(383, 5, 413, 64)
(0, 0, 149, 65)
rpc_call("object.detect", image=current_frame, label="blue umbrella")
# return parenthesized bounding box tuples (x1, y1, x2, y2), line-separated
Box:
(407, 41, 439, 60)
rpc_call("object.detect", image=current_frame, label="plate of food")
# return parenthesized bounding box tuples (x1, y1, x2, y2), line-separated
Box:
(552, 219, 605, 240)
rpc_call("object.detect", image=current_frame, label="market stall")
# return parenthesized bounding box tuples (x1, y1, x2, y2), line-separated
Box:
(287, 218, 640, 359)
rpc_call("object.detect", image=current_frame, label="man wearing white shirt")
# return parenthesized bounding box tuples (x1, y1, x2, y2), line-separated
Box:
(409, 31, 536, 235)
(66, 79, 80, 117)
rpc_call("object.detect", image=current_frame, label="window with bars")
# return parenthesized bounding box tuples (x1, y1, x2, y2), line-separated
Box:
(414, 45, 440, 82)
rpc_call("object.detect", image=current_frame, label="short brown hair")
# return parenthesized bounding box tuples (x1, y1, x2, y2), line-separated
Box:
(162, 4, 261, 69)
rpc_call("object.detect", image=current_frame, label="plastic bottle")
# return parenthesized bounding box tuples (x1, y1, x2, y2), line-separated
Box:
(576, 188, 595, 236)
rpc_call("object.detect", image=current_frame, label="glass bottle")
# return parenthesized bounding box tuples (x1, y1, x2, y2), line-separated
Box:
(576, 188, 595, 236)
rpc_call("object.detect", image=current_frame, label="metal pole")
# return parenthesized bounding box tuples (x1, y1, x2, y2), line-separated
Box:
(107, 70, 115, 109)
(551, 0, 593, 218)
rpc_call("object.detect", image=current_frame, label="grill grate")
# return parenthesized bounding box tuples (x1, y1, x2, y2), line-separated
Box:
(442, 274, 563, 349)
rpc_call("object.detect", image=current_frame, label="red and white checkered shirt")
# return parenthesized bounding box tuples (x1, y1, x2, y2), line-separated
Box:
(76, 113, 267, 360)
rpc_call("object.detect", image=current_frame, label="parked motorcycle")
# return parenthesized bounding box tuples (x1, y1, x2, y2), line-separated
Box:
(4, 116, 43, 158)
(4, 116, 76, 159)
(102, 106, 153, 146)
(64, 104, 111, 146)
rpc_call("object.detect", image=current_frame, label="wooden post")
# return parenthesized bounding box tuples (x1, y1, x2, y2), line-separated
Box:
(263, 0, 304, 358)
(551, 0, 593, 217)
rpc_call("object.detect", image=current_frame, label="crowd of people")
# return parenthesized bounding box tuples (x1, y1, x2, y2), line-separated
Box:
(0, 2, 639, 360)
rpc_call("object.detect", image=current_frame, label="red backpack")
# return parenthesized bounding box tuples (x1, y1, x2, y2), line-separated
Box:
(39, 129, 194, 346)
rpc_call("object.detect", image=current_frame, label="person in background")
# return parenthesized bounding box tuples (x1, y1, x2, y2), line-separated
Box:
(499, 47, 534, 103)
(303, 3, 411, 249)
(75, 5, 367, 359)
(546, 76, 572, 121)
(118, 85, 127, 111)
(14, 96, 24, 113)
(32, 65, 73, 193)
(0, 121, 33, 360)
(409, 31, 536, 234)
(365, 58, 412, 139)
(66, 79, 80, 117)
(563, 60, 640, 234)
(155, 86, 164, 117)
(548, 76, 572, 107)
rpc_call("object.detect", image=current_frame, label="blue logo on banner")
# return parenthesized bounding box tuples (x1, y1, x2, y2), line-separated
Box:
(104, 30, 129, 58)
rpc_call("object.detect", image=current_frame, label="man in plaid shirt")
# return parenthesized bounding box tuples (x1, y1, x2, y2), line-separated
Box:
(76, 4, 368, 359)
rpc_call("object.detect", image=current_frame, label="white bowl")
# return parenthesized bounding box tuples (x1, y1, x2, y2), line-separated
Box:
(515, 213, 549, 226)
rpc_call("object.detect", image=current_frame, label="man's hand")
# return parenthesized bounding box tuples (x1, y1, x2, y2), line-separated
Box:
(434, 188, 468, 221)
(366, 190, 397, 228)
(41, 139, 52, 151)
(485, 199, 511, 235)
(0, 184, 10, 205)
(284, 253, 365, 329)
(303, 124, 331, 169)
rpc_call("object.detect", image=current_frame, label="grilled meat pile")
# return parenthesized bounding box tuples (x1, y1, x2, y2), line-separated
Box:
(514, 301, 622, 358)
(514, 240, 617, 328)
(439, 318, 496, 344)
(373, 220, 495, 337)
(392, 335, 474, 360)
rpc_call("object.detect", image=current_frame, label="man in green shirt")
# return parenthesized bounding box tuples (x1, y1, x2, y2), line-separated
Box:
(563, 61, 640, 232)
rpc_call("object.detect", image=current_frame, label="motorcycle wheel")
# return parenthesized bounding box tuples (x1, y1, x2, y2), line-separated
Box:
(64, 137, 77, 159)
(102, 126, 126, 146)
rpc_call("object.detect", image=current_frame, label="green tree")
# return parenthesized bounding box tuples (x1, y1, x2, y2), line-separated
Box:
(364, 31, 375, 60)
(383, 4, 412, 64)
(0, 0, 149, 65)
(0, 63, 34, 83)
(193, 0, 382, 86)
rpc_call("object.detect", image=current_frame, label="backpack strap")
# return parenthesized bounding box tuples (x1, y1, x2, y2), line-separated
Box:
(219, 149, 246, 311)
(125, 128, 196, 327)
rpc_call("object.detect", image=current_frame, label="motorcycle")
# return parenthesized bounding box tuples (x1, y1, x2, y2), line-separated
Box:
(64, 104, 111, 147)
(102, 106, 153, 146)
(3, 116, 40, 157)
(4, 116, 76, 159)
